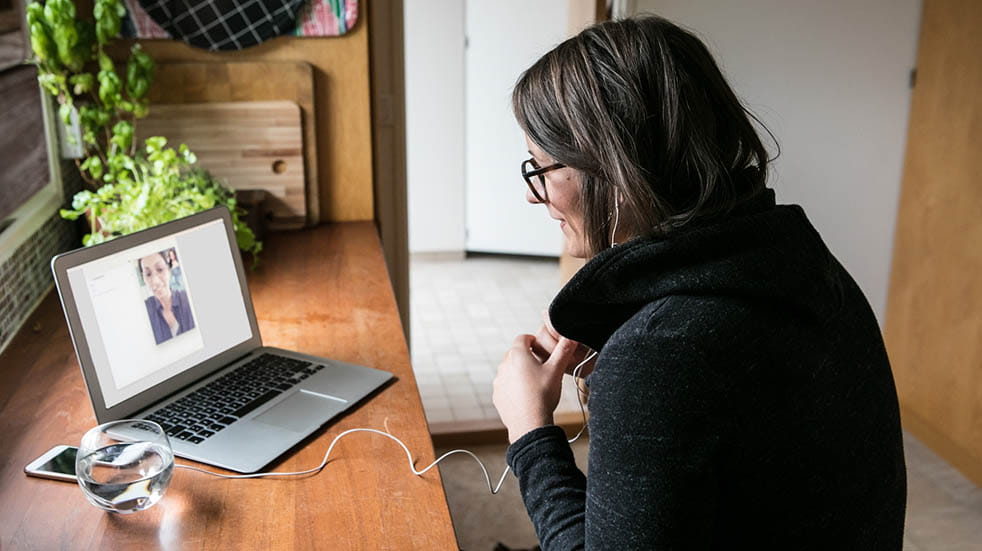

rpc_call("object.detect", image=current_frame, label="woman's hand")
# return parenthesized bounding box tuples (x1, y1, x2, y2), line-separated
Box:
(530, 310, 596, 377)
(493, 334, 579, 443)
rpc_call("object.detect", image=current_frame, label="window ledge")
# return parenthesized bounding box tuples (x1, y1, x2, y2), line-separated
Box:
(0, 185, 63, 266)
(0, 85, 67, 266)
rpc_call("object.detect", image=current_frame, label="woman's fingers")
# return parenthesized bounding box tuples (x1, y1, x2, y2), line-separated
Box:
(542, 309, 562, 340)
(494, 334, 560, 442)
(534, 310, 594, 375)
(532, 324, 558, 360)
(546, 337, 579, 375)
(512, 333, 536, 351)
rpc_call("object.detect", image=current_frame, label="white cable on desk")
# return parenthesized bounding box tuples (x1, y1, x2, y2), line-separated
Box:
(176, 351, 597, 495)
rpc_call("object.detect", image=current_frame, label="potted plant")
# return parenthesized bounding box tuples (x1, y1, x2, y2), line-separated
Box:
(26, 0, 261, 262)
(59, 137, 263, 260)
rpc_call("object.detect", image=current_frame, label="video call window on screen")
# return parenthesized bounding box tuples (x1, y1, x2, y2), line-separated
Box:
(68, 219, 252, 407)
(136, 247, 197, 345)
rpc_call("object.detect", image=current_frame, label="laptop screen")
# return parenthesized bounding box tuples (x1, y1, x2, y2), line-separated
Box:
(65, 218, 253, 408)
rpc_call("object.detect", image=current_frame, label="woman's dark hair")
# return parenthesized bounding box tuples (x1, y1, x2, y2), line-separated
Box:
(513, 15, 777, 254)
(136, 250, 172, 282)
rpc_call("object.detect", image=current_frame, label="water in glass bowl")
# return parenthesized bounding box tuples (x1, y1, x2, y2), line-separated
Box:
(77, 441, 174, 513)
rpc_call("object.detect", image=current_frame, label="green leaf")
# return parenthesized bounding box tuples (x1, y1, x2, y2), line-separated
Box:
(145, 136, 167, 152)
(59, 0, 76, 19)
(36, 72, 61, 96)
(128, 77, 149, 99)
(110, 120, 134, 151)
(71, 190, 95, 210)
(124, 46, 154, 100)
(97, 69, 122, 108)
(28, 21, 58, 64)
(42, 0, 58, 23)
(72, 21, 96, 68)
(132, 101, 149, 118)
(69, 73, 95, 95)
(132, 45, 154, 72)
(96, 183, 116, 200)
(58, 103, 73, 125)
(53, 21, 80, 71)
(181, 146, 197, 165)
(236, 225, 256, 251)
(60, 208, 82, 221)
(26, 3, 44, 25)
(98, 51, 114, 72)
(81, 156, 104, 180)
(66, 140, 260, 261)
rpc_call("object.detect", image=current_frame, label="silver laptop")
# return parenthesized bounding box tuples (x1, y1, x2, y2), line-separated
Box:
(51, 206, 392, 473)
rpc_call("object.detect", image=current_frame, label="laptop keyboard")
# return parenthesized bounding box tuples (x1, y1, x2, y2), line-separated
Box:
(144, 353, 324, 445)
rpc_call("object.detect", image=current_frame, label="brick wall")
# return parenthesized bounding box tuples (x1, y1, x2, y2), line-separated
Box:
(0, 161, 82, 352)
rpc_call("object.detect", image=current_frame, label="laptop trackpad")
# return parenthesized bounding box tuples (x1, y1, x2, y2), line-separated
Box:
(253, 390, 347, 433)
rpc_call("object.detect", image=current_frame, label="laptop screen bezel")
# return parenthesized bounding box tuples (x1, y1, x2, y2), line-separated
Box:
(50, 206, 263, 423)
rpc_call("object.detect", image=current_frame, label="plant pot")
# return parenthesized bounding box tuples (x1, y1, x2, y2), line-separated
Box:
(235, 189, 268, 241)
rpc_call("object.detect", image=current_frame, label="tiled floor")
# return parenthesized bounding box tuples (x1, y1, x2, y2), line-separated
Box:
(413, 256, 982, 548)
(409, 254, 582, 426)
(413, 255, 982, 549)
(903, 432, 982, 550)
(437, 433, 982, 551)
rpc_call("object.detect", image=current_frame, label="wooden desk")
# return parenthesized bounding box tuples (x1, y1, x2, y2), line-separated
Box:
(0, 223, 459, 550)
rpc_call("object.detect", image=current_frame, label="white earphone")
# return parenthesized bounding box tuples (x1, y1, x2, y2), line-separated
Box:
(611, 189, 621, 246)
(174, 188, 616, 492)
(175, 353, 596, 495)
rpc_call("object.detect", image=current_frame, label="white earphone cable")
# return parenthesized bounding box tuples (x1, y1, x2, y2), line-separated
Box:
(173, 174, 615, 493)
(611, 190, 621, 246)
(175, 352, 597, 494)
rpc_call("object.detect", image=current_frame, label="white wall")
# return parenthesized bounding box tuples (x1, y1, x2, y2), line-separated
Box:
(404, 0, 466, 253)
(464, 0, 570, 256)
(632, 0, 922, 323)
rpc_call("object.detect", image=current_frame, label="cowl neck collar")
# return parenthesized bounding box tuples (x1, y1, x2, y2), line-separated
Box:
(549, 189, 844, 351)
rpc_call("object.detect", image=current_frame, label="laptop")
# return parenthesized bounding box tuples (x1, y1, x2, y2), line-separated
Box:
(51, 206, 393, 473)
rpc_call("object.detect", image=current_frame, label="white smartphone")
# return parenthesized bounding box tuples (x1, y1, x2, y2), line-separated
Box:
(24, 445, 78, 482)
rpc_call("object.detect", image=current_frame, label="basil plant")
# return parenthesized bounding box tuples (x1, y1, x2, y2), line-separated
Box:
(27, 0, 261, 262)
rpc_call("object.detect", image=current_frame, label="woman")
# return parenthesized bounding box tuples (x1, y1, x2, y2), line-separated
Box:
(139, 250, 195, 344)
(492, 16, 906, 550)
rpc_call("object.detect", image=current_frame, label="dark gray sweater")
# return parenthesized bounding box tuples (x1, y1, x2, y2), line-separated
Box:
(505, 190, 907, 550)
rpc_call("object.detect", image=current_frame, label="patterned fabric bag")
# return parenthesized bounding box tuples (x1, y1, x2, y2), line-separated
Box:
(137, 0, 307, 50)
(125, 0, 358, 47)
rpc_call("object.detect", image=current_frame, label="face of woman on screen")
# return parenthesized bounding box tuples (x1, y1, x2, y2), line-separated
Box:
(140, 253, 172, 303)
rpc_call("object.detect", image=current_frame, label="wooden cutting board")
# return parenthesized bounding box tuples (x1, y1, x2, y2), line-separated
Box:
(145, 61, 319, 226)
(137, 101, 306, 228)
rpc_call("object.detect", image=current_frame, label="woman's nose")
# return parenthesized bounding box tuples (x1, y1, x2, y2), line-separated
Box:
(526, 186, 544, 204)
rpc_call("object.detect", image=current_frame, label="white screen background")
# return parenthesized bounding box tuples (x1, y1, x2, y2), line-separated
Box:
(67, 220, 253, 407)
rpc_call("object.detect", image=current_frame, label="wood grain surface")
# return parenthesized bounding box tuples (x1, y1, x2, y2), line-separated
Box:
(883, 0, 982, 486)
(111, 11, 375, 224)
(145, 61, 320, 226)
(0, 223, 458, 550)
(138, 101, 307, 229)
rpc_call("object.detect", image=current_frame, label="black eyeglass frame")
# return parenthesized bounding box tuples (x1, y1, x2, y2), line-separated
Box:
(521, 158, 566, 202)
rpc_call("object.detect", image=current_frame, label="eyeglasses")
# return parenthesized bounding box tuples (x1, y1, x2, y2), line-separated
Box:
(521, 158, 565, 202)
